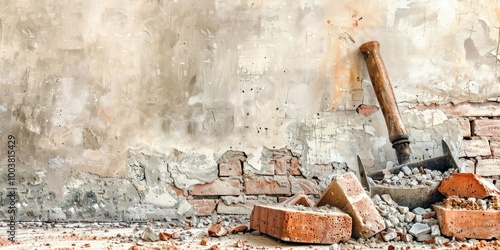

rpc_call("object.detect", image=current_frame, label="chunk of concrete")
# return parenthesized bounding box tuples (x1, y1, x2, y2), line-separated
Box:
(316, 172, 385, 238)
(433, 204, 500, 240)
(438, 173, 500, 199)
(409, 223, 431, 237)
(250, 205, 352, 244)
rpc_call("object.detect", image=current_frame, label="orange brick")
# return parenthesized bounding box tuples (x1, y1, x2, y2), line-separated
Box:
(460, 139, 491, 157)
(244, 176, 290, 195)
(433, 204, 500, 240)
(250, 205, 352, 244)
(472, 119, 500, 136)
(188, 199, 217, 216)
(356, 104, 379, 117)
(189, 179, 241, 196)
(218, 161, 243, 176)
(316, 172, 385, 238)
(438, 173, 500, 199)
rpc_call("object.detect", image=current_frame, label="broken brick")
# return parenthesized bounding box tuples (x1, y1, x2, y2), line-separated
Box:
(433, 204, 500, 240)
(316, 172, 385, 238)
(281, 193, 314, 207)
(250, 205, 352, 244)
(438, 173, 500, 199)
(208, 224, 228, 237)
(189, 179, 241, 196)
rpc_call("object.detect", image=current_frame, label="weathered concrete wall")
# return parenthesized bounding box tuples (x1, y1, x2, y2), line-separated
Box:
(0, 0, 499, 220)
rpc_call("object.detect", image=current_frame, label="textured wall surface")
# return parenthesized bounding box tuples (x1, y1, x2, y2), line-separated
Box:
(0, 0, 499, 220)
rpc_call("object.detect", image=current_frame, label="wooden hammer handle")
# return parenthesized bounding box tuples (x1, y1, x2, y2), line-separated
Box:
(359, 41, 408, 144)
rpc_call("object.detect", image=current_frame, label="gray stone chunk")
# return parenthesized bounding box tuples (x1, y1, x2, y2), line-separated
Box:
(401, 166, 412, 176)
(412, 207, 427, 215)
(431, 224, 441, 237)
(409, 223, 431, 237)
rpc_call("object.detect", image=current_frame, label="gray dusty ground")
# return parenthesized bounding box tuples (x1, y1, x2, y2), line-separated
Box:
(0, 222, 490, 250)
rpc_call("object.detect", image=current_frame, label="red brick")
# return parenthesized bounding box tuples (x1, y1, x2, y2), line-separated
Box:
(415, 102, 500, 117)
(454, 117, 471, 138)
(218, 161, 242, 176)
(476, 159, 500, 176)
(188, 199, 217, 216)
(460, 139, 491, 157)
(273, 158, 289, 175)
(472, 119, 500, 136)
(490, 141, 500, 156)
(433, 204, 500, 240)
(250, 205, 352, 244)
(244, 176, 290, 195)
(189, 179, 241, 196)
(316, 172, 385, 238)
(288, 157, 302, 175)
(438, 173, 500, 199)
(290, 178, 319, 195)
(356, 104, 379, 117)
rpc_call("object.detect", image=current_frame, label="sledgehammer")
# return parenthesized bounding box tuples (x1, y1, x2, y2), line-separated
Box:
(357, 41, 459, 208)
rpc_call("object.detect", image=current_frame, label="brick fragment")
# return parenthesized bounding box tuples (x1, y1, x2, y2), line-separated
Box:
(476, 159, 500, 177)
(250, 205, 352, 244)
(218, 161, 243, 176)
(187, 199, 217, 216)
(272, 158, 289, 175)
(280, 193, 314, 207)
(189, 179, 241, 196)
(290, 178, 319, 195)
(356, 104, 379, 117)
(460, 139, 491, 157)
(438, 173, 500, 199)
(490, 141, 500, 156)
(244, 176, 290, 195)
(208, 224, 228, 237)
(433, 204, 500, 240)
(472, 119, 500, 136)
(316, 172, 385, 238)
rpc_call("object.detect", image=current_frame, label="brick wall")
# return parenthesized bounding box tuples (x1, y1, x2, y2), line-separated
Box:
(186, 149, 348, 216)
(417, 102, 500, 188)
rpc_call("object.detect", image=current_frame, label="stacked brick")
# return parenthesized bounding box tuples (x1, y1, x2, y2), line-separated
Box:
(417, 101, 500, 189)
(187, 148, 338, 216)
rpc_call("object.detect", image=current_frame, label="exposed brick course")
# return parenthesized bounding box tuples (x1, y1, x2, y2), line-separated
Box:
(460, 139, 491, 157)
(415, 102, 500, 117)
(244, 176, 291, 195)
(189, 179, 241, 196)
(472, 119, 500, 136)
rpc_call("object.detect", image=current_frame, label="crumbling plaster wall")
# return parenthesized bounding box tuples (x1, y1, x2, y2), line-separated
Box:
(0, 0, 499, 220)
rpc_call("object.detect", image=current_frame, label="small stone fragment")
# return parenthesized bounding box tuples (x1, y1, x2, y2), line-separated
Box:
(409, 223, 431, 237)
(159, 232, 171, 241)
(430, 225, 441, 237)
(231, 225, 248, 234)
(140, 226, 158, 242)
